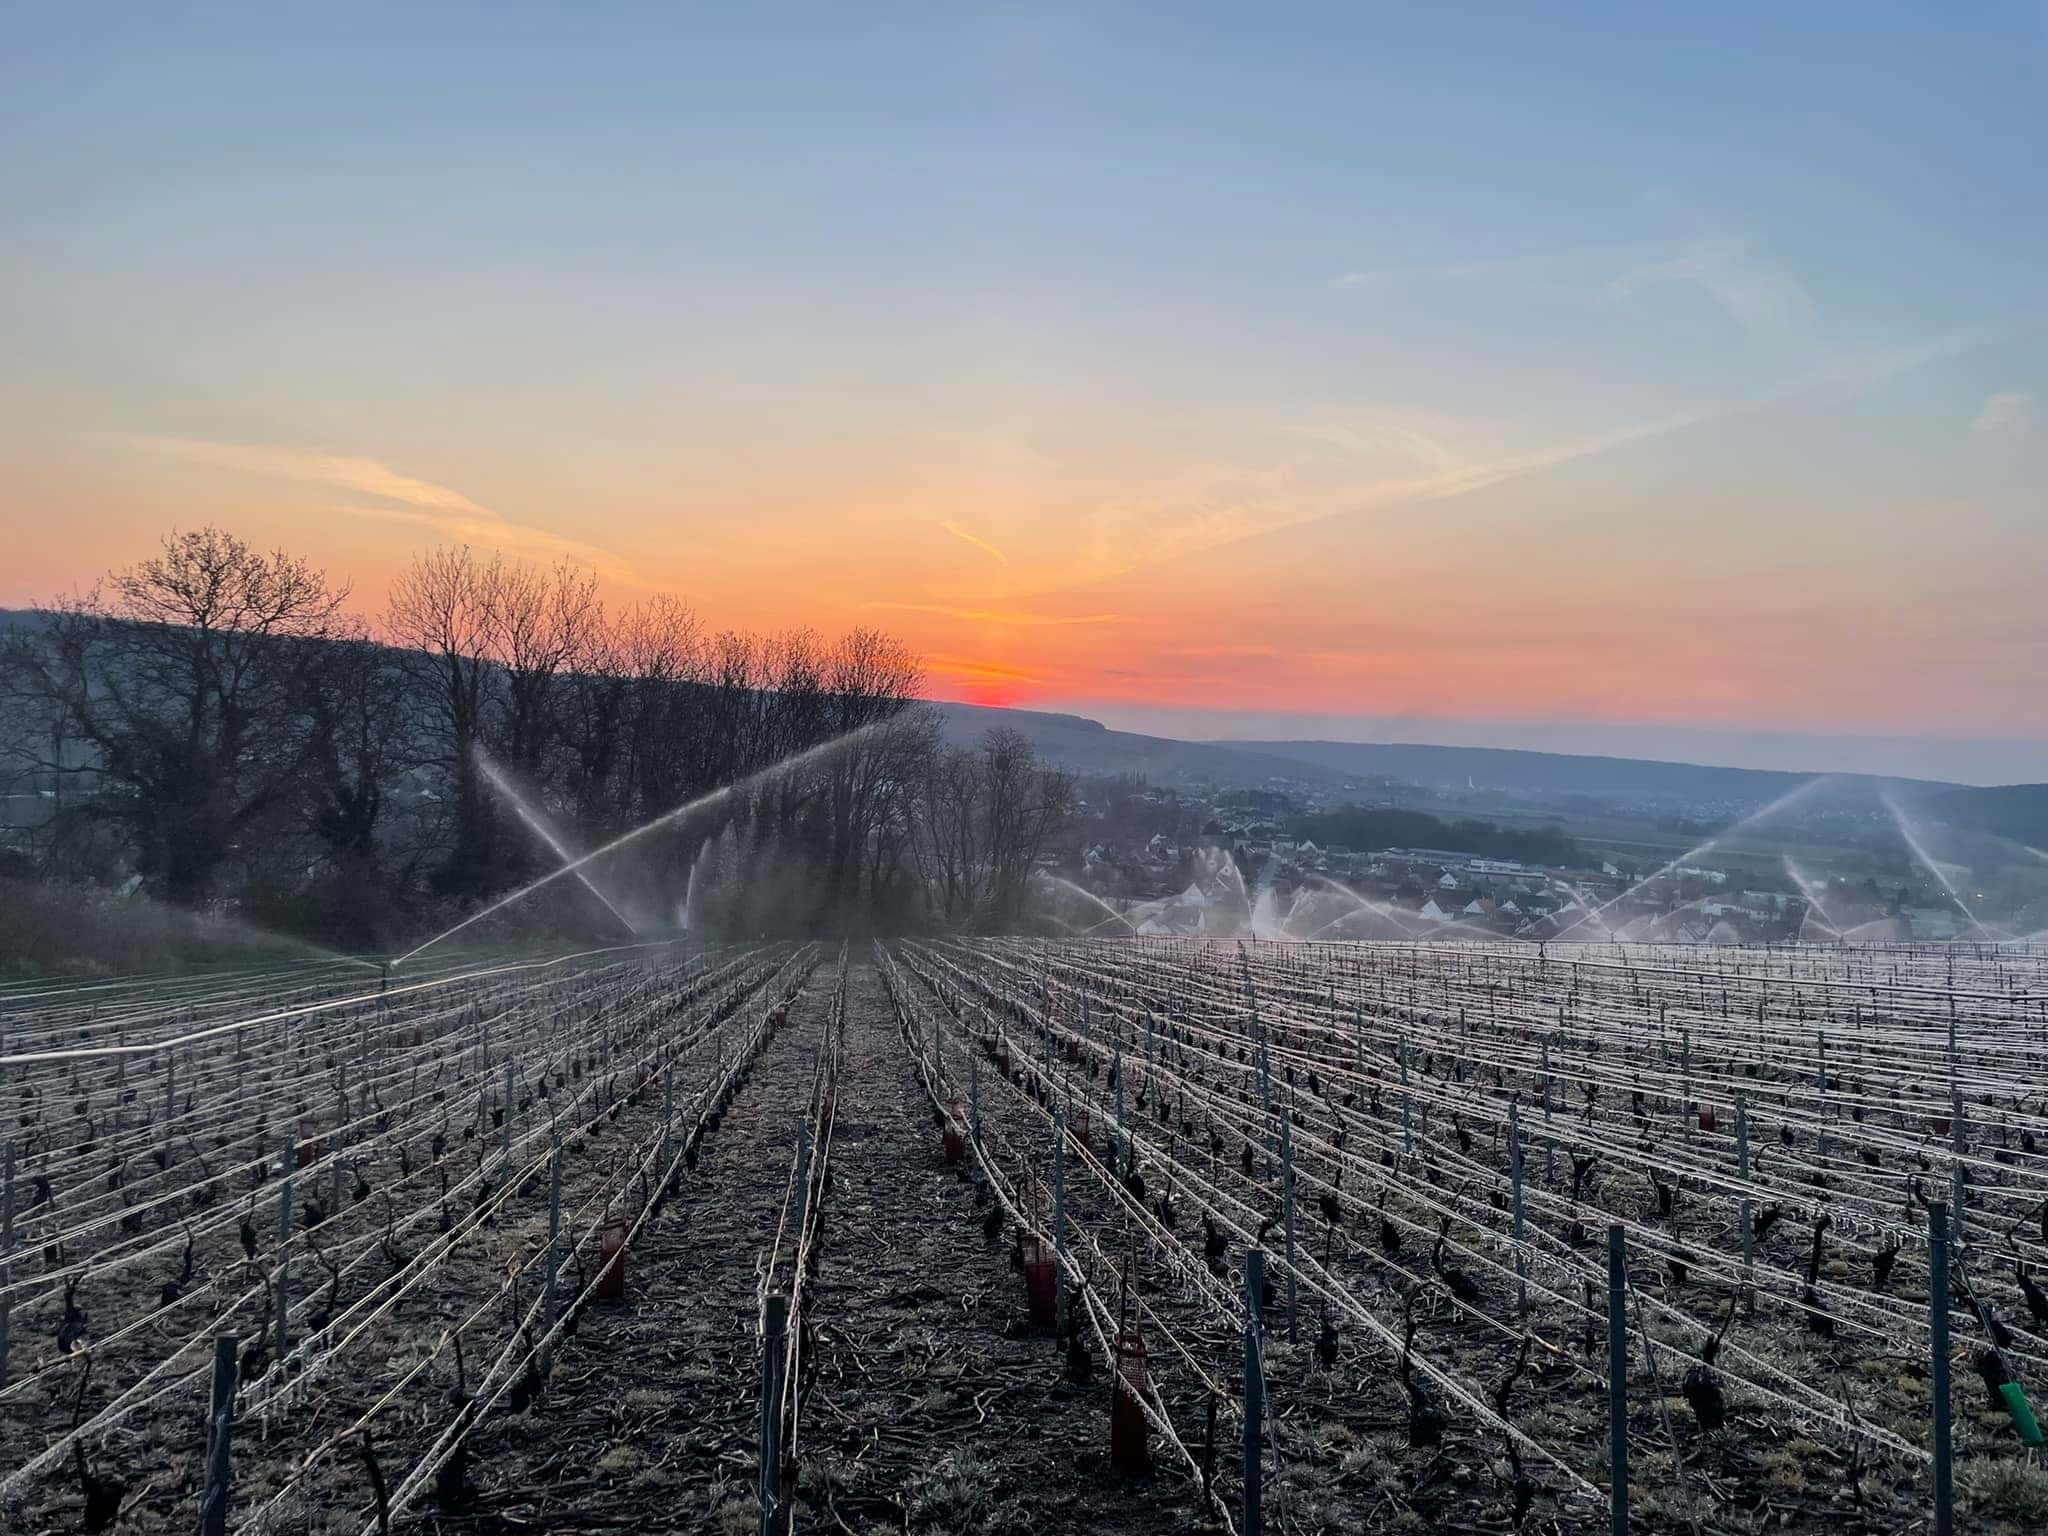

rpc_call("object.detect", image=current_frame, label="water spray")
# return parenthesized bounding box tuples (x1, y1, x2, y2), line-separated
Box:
(1883, 793, 2005, 941)
(475, 748, 640, 938)
(397, 721, 890, 963)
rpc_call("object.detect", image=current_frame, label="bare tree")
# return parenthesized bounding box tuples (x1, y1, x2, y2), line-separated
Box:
(486, 556, 598, 782)
(914, 743, 990, 925)
(3, 528, 347, 902)
(980, 728, 1073, 926)
(5, 522, 1004, 943)
(557, 604, 630, 828)
(762, 628, 828, 769)
(300, 623, 416, 942)
(861, 707, 940, 922)
(816, 630, 923, 916)
(615, 593, 702, 819)
(699, 630, 765, 792)
(385, 546, 498, 894)
(911, 727, 1074, 930)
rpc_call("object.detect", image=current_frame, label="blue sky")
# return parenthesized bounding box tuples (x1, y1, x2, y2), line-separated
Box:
(3, 4, 2043, 779)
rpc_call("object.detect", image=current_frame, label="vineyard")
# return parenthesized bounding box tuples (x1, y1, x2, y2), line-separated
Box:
(4, 938, 2047, 1534)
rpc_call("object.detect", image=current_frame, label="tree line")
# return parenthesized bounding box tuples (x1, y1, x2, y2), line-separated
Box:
(1285, 805, 1590, 869)
(0, 527, 1073, 954)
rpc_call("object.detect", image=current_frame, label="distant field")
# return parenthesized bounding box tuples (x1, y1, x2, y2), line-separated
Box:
(1371, 792, 1882, 886)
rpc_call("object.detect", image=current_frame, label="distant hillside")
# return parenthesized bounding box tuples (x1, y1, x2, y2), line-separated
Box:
(931, 703, 1360, 789)
(1917, 783, 2048, 848)
(935, 701, 1959, 804)
(1288, 806, 1590, 867)
(16, 602, 1979, 812)
(1217, 738, 1865, 801)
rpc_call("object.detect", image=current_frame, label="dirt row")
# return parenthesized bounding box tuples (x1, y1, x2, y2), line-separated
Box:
(450, 968, 826, 1529)
(794, 966, 1192, 1536)
(437, 963, 1197, 1536)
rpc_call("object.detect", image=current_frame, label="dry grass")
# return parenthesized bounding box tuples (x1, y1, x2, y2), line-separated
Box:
(1757, 1447, 1807, 1495)
(1961, 1457, 2048, 1523)
(904, 1450, 1032, 1535)
(596, 1442, 642, 1473)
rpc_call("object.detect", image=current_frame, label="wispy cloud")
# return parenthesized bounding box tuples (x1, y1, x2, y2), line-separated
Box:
(863, 602, 1124, 626)
(923, 654, 1044, 682)
(1268, 407, 1471, 473)
(939, 518, 1009, 564)
(1972, 390, 2034, 435)
(1064, 410, 1701, 589)
(1760, 329, 1997, 402)
(134, 436, 636, 579)
(1604, 238, 1807, 332)
(1166, 644, 1283, 660)
(1056, 325, 1991, 589)
(1341, 411, 1710, 514)
(1335, 243, 1650, 293)
(334, 503, 637, 579)
(141, 438, 494, 514)
(1337, 237, 1809, 335)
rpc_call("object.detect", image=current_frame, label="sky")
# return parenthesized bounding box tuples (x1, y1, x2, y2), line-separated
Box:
(3, 4, 2044, 783)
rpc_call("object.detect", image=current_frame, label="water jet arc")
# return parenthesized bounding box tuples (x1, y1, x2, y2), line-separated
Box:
(397, 722, 887, 963)
(475, 748, 639, 938)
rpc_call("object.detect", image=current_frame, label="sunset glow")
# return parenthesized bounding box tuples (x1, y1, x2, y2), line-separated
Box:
(9, 18, 2048, 1506)
(3, 7, 2042, 779)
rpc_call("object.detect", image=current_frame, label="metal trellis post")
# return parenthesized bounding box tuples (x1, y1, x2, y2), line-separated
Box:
(759, 1293, 789, 1536)
(1244, 1248, 1265, 1536)
(200, 1333, 239, 1536)
(1608, 1223, 1629, 1536)
(1930, 1201, 1954, 1536)
(1054, 1110, 1069, 1338)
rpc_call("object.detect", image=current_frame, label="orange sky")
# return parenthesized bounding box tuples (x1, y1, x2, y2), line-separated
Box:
(5, 398, 2043, 769)
(4, 7, 2044, 779)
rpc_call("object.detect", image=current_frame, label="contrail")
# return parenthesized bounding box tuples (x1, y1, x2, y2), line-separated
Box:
(940, 519, 1009, 564)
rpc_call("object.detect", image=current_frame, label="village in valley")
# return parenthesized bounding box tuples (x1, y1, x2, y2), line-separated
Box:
(1051, 776, 2003, 945)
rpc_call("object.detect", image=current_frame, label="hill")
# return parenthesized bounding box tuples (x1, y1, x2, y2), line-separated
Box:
(1220, 738, 1857, 801)
(934, 701, 1961, 805)
(930, 703, 1363, 790)
(1917, 783, 2048, 848)
(11, 607, 1983, 811)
